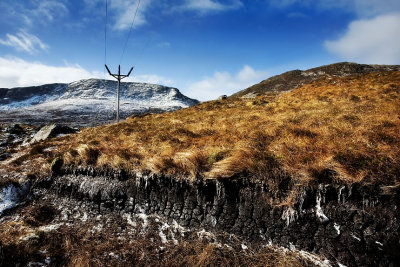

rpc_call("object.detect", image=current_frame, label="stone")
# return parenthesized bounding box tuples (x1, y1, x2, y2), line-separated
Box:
(30, 124, 76, 144)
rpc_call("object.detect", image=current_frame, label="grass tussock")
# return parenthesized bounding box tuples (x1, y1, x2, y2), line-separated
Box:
(10, 71, 400, 196)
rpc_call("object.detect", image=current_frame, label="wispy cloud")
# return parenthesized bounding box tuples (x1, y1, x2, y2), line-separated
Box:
(186, 65, 269, 101)
(83, 0, 242, 32)
(269, 0, 400, 17)
(32, 0, 69, 23)
(110, 0, 152, 31)
(179, 0, 243, 13)
(0, 0, 69, 28)
(287, 12, 308, 19)
(324, 14, 400, 64)
(0, 30, 48, 54)
(157, 42, 171, 48)
(127, 74, 174, 86)
(324, 0, 400, 17)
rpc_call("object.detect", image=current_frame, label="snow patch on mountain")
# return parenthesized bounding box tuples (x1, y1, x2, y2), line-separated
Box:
(0, 79, 199, 126)
(1, 79, 197, 111)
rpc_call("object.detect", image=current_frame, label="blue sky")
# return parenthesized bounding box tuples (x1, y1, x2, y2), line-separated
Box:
(0, 0, 399, 100)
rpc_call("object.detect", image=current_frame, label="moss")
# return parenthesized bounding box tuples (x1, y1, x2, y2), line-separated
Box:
(208, 151, 228, 165)
(50, 157, 63, 175)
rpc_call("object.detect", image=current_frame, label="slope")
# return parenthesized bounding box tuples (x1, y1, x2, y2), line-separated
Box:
(8, 70, 400, 201)
(233, 62, 400, 98)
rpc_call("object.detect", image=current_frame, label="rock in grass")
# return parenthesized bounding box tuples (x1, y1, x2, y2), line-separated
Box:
(30, 124, 75, 144)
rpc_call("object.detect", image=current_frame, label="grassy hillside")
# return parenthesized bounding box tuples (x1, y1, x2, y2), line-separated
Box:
(8, 71, 400, 202)
(233, 62, 400, 97)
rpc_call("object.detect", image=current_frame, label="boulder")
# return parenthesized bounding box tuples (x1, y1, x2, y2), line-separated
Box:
(30, 124, 76, 144)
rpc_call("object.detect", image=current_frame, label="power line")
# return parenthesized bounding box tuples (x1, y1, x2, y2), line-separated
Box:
(104, 0, 108, 67)
(119, 0, 142, 65)
(134, 0, 176, 65)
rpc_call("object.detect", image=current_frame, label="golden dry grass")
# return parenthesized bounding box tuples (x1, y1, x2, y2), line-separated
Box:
(9, 71, 400, 197)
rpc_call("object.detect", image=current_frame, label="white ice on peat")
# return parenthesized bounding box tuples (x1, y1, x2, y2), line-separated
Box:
(334, 223, 341, 235)
(159, 222, 169, 244)
(0, 184, 22, 215)
(315, 189, 329, 223)
(282, 206, 297, 226)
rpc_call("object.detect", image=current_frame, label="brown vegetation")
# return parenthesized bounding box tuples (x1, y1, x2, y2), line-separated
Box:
(7, 71, 400, 199)
(0, 210, 321, 267)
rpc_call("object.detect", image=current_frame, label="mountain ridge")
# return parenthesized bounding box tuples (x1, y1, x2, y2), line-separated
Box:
(233, 62, 400, 97)
(0, 79, 199, 126)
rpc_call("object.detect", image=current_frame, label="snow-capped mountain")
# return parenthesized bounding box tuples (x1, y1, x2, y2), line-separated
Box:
(0, 79, 199, 126)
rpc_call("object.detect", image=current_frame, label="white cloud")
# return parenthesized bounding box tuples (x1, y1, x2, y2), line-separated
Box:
(287, 12, 308, 19)
(110, 0, 151, 30)
(181, 0, 243, 13)
(157, 42, 171, 48)
(0, 30, 48, 54)
(335, 0, 400, 17)
(269, 0, 300, 9)
(270, 0, 400, 64)
(324, 14, 400, 64)
(0, 0, 68, 28)
(126, 74, 174, 86)
(32, 0, 69, 23)
(85, 0, 242, 31)
(0, 57, 174, 89)
(186, 65, 269, 101)
(0, 57, 101, 88)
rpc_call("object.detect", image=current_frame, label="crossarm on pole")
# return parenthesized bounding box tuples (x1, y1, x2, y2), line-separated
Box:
(104, 64, 134, 123)
(105, 64, 112, 76)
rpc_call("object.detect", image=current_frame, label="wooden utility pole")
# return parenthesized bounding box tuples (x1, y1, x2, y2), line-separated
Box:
(105, 64, 134, 122)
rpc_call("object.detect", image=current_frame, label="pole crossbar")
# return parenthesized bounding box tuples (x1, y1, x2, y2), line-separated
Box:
(105, 64, 134, 123)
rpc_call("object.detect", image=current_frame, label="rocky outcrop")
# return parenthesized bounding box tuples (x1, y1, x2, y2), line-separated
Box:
(36, 167, 400, 266)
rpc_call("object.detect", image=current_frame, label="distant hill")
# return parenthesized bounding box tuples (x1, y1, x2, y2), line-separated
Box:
(233, 62, 400, 98)
(0, 79, 199, 126)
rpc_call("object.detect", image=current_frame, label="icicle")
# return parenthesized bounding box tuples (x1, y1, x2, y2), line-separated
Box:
(216, 180, 222, 199)
(315, 188, 329, 223)
(281, 206, 298, 226)
(334, 223, 341, 235)
(338, 186, 345, 203)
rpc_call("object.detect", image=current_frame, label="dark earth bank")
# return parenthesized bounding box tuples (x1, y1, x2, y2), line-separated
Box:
(23, 166, 400, 267)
